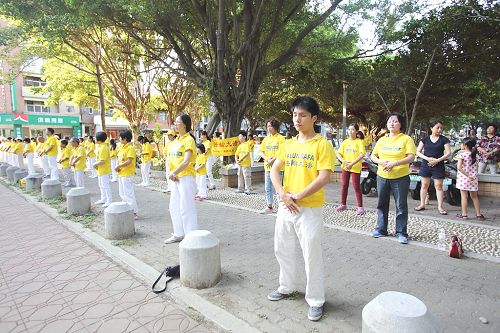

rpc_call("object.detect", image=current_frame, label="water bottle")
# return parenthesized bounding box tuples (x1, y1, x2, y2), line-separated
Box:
(437, 228, 446, 251)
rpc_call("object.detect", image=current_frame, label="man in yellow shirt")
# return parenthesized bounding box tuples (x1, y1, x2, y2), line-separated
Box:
(235, 130, 252, 194)
(93, 132, 113, 207)
(58, 139, 74, 187)
(268, 96, 334, 322)
(44, 128, 59, 180)
(70, 138, 87, 187)
(115, 130, 138, 218)
(259, 119, 285, 213)
(36, 136, 51, 177)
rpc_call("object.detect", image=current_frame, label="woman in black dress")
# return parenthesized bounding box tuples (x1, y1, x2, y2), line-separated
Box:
(415, 120, 452, 214)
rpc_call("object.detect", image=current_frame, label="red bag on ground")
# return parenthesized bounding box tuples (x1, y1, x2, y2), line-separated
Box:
(449, 235, 463, 258)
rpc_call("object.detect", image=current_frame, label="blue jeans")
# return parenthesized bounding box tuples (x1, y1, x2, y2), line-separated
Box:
(376, 175, 410, 237)
(265, 171, 283, 206)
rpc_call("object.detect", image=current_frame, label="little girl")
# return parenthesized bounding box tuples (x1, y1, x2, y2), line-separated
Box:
(195, 144, 207, 201)
(456, 138, 485, 220)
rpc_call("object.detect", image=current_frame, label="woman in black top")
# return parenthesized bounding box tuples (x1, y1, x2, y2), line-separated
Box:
(415, 120, 452, 214)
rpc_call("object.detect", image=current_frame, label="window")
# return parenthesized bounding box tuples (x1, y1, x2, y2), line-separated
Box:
(66, 105, 75, 113)
(26, 100, 50, 113)
(24, 76, 47, 87)
(158, 111, 167, 121)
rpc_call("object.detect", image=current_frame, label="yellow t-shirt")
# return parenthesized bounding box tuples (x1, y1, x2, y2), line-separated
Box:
(277, 134, 335, 208)
(95, 143, 112, 176)
(372, 133, 417, 179)
(195, 154, 207, 176)
(24, 142, 35, 154)
(58, 146, 72, 168)
(202, 139, 212, 157)
(86, 142, 96, 158)
(337, 138, 366, 173)
(247, 140, 255, 152)
(363, 135, 372, 150)
(141, 142, 152, 163)
(45, 136, 58, 157)
(110, 149, 117, 159)
(117, 143, 136, 177)
(71, 146, 87, 171)
(235, 141, 251, 167)
(30, 142, 37, 152)
(259, 133, 286, 171)
(167, 133, 197, 177)
(13, 142, 24, 155)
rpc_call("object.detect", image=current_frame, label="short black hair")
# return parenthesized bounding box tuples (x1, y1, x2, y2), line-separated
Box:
(201, 131, 210, 140)
(386, 112, 407, 133)
(137, 135, 144, 143)
(119, 130, 133, 142)
(291, 96, 320, 117)
(23, 138, 30, 143)
(267, 119, 280, 131)
(197, 144, 206, 154)
(486, 123, 497, 133)
(95, 131, 107, 143)
(214, 132, 222, 138)
(47, 128, 54, 134)
(60, 139, 68, 146)
(239, 130, 247, 137)
(110, 139, 117, 150)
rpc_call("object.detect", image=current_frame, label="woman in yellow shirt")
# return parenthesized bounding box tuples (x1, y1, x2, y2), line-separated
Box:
(194, 144, 207, 200)
(370, 113, 416, 244)
(115, 130, 138, 218)
(109, 139, 118, 182)
(138, 136, 152, 187)
(86, 136, 97, 178)
(70, 138, 87, 187)
(23, 138, 36, 174)
(335, 124, 366, 215)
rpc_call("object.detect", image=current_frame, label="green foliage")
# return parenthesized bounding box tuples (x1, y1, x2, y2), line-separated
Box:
(64, 212, 96, 229)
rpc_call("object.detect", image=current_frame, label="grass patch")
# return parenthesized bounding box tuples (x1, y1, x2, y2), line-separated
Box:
(38, 195, 65, 209)
(111, 239, 138, 247)
(63, 212, 96, 228)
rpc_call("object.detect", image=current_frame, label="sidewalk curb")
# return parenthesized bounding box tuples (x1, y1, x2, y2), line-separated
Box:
(3, 181, 261, 333)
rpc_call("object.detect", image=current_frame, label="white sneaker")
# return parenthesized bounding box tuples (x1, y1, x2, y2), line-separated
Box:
(164, 235, 184, 244)
(110, 179, 118, 183)
(94, 200, 104, 205)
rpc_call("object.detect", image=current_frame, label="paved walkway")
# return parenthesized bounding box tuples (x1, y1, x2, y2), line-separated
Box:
(0, 184, 209, 333)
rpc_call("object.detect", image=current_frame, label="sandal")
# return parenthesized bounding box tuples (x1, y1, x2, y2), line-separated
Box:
(476, 214, 486, 221)
(414, 205, 425, 211)
(456, 213, 468, 219)
(438, 210, 448, 215)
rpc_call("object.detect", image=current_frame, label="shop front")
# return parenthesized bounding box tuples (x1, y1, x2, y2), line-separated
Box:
(0, 114, 81, 139)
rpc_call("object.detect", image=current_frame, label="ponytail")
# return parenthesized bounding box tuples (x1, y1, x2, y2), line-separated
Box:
(463, 138, 477, 164)
(471, 147, 478, 165)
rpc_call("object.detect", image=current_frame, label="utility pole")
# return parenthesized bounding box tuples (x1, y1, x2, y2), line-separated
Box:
(342, 81, 348, 140)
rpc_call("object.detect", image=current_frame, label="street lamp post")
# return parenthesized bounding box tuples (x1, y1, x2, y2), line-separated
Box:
(342, 81, 348, 140)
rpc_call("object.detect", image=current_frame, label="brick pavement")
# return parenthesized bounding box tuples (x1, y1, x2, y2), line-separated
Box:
(0, 184, 210, 333)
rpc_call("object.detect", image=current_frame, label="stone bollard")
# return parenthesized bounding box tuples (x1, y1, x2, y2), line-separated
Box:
(104, 202, 134, 240)
(179, 230, 221, 289)
(14, 169, 28, 184)
(66, 187, 91, 215)
(6, 166, 20, 182)
(362, 291, 439, 333)
(0, 163, 11, 177)
(41, 179, 62, 199)
(25, 173, 44, 191)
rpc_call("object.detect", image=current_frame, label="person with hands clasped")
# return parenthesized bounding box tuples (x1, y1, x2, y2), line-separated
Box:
(267, 96, 335, 322)
(370, 113, 416, 244)
(456, 138, 485, 221)
(335, 123, 366, 215)
(93, 132, 113, 207)
(115, 130, 138, 219)
(235, 130, 252, 194)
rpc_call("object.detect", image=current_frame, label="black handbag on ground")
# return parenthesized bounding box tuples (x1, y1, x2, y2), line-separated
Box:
(152, 265, 180, 294)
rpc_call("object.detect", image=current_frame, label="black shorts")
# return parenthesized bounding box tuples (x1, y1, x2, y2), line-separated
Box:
(419, 163, 445, 179)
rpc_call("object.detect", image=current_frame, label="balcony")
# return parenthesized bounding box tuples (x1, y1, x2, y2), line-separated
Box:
(21, 86, 49, 99)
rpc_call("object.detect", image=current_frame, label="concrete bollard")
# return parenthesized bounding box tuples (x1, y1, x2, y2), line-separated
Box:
(179, 230, 221, 289)
(6, 166, 20, 182)
(14, 169, 28, 184)
(0, 163, 11, 177)
(66, 187, 91, 215)
(362, 291, 439, 333)
(104, 202, 134, 240)
(25, 173, 44, 191)
(41, 179, 62, 199)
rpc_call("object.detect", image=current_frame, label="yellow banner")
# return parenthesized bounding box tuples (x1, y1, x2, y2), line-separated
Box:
(212, 137, 240, 156)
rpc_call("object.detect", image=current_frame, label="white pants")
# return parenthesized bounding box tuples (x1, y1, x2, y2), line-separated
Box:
(237, 165, 252, 191)
(88, 157, 97, 177)
(275, 204, 325, 307)
(74, 170, 84, 187)
(169, 176, 198, 237)
(141, 161, 151, 186)
(118, 176, 138, 213)
(26, 153, 35, 175)
(196, 174, 207, 198)
(111, 158, 118, 181)
(206, 156, 216, 188)
(16, 154, 24, 168)
(61, 167, 73, 186)
(478, 162, 498, 175)
(8, 153, 15, 165)
(47, 155, 59, 180)
(41, 155, 50, 176)
(98, 174, 112, 204)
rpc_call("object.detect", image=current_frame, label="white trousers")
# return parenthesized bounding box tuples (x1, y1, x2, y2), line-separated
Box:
(26, 153, 35, 175)
(237, 165, 252, 191)
(8, 153, 15, 165)
(169, 176, 198, 237)
(47, 155, 59, 180)
(275, 204, 325, 307)
(118, 176, 138, 213)
(41, 155, 50, 176)
(111, 158, 118, 181)
(61, 167, 73, 186)
(98, 174, 112, 204)
(196, 174, 207, 198)
(206, 156, 216, 187)
(88, 157, 97, 177)
(74, 170, 84, 187)
(141, 161, 151, 186)
(16, 154, 24, 168)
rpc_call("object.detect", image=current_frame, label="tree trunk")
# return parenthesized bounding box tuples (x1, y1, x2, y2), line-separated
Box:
(96, 62, 106, 131)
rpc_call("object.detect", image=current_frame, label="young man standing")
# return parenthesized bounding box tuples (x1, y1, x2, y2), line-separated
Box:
(267, 96, 335, 322)
(45, 128, 59, 180)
